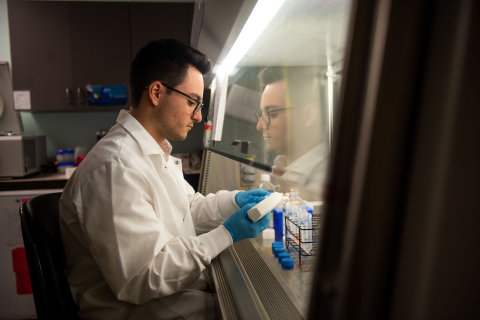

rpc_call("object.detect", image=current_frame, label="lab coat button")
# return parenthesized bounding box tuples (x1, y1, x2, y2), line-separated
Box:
(175, 161, 179, 164)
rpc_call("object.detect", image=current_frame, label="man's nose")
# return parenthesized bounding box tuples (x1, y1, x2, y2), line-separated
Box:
(192, 110, 202, 123)
(256, 117, 267, 131)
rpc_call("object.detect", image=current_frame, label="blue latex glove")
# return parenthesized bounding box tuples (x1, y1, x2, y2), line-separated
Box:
(235, 189, 271, 208)
(223, 203, 271, 243)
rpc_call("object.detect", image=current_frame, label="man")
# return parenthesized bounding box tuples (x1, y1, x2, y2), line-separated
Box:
(60, 39, 270, 320)
(255, 66, 328, 188)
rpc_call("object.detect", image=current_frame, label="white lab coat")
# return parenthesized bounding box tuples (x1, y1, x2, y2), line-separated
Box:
(60, 110, 238, 319)
(275, 141, 328, 194)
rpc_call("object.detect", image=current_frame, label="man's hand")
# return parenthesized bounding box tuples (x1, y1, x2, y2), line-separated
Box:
(223, 203, 271, 242)
(235, 189, 271, 208)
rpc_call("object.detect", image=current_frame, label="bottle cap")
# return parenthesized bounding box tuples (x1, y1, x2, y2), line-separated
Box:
(278, 252, 290, 263)
(305, 201, 314, 214)
(272, 244, 283, 252)
(281, 258, 294, 270)
(261, 174, 270, 182)
(271, 241, 283, 250)
(273, 246, 285, 257)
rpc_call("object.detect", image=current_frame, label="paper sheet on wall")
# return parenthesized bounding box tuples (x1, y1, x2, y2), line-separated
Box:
(13, 91, 31, 110)
(3, 206, 23, 245)
(211, 68, 229, 141)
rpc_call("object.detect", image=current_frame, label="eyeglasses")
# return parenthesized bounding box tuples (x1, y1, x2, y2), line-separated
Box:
(145, 83, 204, 115)
(255, 106, 304, 125)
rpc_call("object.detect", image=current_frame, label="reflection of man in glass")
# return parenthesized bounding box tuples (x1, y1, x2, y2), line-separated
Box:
(255, 67, 328, 188)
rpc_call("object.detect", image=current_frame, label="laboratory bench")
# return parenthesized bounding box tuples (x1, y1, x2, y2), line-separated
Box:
(0, 172, 201, 192)
(211, 234, 316, 320)
(0, 172, 69, 192)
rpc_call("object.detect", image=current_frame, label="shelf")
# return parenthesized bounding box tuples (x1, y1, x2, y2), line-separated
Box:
(0, 172, 68, 191)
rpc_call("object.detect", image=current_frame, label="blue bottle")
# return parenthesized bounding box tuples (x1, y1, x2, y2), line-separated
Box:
(273, 205, 284, 242)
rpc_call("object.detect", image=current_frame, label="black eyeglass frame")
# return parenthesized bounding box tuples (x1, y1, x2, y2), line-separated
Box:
(145, 83, 204, 115)
(255, 106, 305, 125)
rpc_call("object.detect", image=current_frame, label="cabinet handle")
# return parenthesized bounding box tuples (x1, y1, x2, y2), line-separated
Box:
(65, 88, 74, 106)
(77, 88, 84, 105)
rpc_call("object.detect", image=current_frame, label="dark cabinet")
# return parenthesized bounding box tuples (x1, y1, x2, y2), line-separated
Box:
(8, 0, 130, 112)
(130, 2, 193, 56)
(8, 1, 74, 111)
(8, 1, 193, 112)
(69, 2, 131, 111)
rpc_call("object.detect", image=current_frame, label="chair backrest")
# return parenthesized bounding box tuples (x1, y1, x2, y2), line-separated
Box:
(19, 192, 79, 320)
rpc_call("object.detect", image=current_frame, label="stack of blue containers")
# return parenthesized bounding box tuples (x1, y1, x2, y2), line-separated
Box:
(272, 242, 294, 270)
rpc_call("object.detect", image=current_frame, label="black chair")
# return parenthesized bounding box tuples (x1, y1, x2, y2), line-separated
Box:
(19, 192, 79, 320)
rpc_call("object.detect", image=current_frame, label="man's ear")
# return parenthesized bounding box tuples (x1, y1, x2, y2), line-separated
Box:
(146, 81, 163, 107)
(303, 105, 318, 127)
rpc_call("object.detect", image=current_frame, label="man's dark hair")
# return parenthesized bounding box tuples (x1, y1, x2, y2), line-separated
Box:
(258, 66, 322, 108)
(129, 38, 212, 108)
(259, 66, 328, 133)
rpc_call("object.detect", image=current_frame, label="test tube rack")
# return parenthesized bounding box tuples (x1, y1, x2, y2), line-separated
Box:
(284, 213, 322, 267)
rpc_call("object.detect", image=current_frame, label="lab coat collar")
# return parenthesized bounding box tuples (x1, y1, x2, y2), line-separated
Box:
(285, 141, 328, 175)
(273, 140, 328, 186)
(116, 110, 173, 159)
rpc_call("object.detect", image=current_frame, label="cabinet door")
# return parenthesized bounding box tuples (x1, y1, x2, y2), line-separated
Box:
(8, 1, 74, 111)
(130, 2, 194, 56)
(69, 2, 131, 111)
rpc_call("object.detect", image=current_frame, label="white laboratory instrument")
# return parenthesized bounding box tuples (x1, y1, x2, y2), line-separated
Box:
(0, 62, 46, 177)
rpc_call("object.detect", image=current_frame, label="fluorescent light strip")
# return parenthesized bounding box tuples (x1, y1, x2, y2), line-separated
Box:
(222, 0, 286, 73)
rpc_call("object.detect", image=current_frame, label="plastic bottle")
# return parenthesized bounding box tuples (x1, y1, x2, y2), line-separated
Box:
(306, 202, 317, 248)
(259, 174, 275, 193)
(273, 205, 284, 242)
(285, 187, 305, 244)
(282, 193, 290, 205)
(63, 149, 75, 162)
(203, 120, 212, 147)
(55, 149, 64, 162)
(305, 201, 314, 252)
(306, 202, 314, 216)
(299, 205, 312, 253)
(282, 193, 290, 243)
